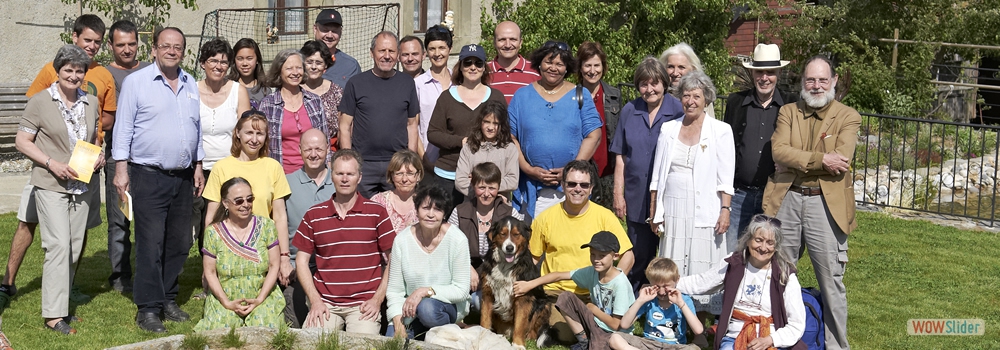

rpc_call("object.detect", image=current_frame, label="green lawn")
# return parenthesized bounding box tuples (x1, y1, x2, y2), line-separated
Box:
(0, 210, 997, 349)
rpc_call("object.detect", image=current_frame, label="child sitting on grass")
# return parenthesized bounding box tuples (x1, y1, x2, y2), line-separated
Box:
(609, 257, 703, 350)
(513, 231, 635, 350)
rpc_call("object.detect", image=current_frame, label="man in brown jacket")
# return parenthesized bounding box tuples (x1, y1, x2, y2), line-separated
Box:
(763, 56, 860, 350)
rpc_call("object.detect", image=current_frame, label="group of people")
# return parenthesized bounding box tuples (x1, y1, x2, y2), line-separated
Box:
(0, 8, 859, 350)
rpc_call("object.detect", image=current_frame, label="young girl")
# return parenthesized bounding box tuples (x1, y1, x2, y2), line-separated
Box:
(454, 99, 519, 198)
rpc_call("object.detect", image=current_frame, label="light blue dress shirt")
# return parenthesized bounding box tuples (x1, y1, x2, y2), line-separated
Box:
(112, 63, 203, 169)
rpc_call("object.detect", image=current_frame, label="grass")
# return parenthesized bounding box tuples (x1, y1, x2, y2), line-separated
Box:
(179, 332, 209, 350)
(0, 209, 997, 349)
(220, 326, 245, 348)
(267, 324, 297, 350)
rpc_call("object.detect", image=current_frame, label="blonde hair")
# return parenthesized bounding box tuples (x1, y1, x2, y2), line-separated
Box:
(645, 257, 680, 284)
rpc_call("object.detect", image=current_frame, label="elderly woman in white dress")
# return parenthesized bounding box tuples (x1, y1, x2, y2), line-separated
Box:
(648, 71, 734, 317)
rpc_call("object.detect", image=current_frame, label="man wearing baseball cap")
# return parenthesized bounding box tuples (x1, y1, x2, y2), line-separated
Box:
(314, 9, 361, 89)
(722, 43, 798, 245)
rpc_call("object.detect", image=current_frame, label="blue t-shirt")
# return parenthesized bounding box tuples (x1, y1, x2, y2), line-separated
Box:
(570, 266, 635, 333)
(637, 294, 696, 344)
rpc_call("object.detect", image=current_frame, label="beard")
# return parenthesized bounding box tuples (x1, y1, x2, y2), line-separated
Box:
(800, 86, 836, 109)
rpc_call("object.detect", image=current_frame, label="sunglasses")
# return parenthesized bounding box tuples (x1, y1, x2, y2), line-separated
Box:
(241, 109, 265, 119)
(565, 181, 592, 189)
(542, 40, 570, 52)
(462, 58, 485, 68)
(228, 195, 255, 206)
(751, 214, 781, 229)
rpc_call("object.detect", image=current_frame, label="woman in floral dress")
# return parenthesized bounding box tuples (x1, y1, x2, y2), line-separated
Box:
(196, 177, 285, 331)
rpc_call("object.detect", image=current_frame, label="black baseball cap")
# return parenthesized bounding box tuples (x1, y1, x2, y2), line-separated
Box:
(316, 9, 343, 26)
(581, 231, 620, 253)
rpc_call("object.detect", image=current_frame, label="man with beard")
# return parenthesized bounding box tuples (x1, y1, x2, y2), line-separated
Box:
(338, 31, 420, 197)
(763, 55, 859, 350)
(723, 43, 798, 245)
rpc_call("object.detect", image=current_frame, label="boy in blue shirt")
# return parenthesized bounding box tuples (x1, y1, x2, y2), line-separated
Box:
(609, 257, 703, 350)
(514, 231, 635, 350)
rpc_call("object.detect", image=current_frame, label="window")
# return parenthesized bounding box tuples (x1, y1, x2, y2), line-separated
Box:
(269, 0, 308, 35)
(414, 0, 447, 32)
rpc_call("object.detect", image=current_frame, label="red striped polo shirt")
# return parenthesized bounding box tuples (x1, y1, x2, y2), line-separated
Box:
(292, 193, 395, 307)
(488, 55, 540, 103)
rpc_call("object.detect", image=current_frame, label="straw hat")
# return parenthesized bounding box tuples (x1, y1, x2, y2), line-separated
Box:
(743, 43, 790, 70)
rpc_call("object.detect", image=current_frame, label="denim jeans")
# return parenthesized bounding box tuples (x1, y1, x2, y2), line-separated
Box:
(727, 187, 764, 250)
(104, 151, 132, 286)
(385, 298, 457, 340)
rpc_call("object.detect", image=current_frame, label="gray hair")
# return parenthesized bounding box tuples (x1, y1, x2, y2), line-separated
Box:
(53, 45, 91, 73)
(674, 71, 717, 102)
(370, 31, 399, 51)
(265, 48, 305, 87)
(733, 214, 796, 285)
(659, 42, 703, 73)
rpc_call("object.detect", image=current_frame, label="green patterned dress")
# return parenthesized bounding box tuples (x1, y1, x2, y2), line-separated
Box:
(194, 215, 286, 331)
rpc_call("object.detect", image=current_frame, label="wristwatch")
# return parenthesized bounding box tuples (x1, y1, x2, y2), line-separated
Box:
(426, 287, 436, 297)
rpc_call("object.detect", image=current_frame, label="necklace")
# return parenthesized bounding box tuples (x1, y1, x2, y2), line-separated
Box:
(476, 207, 494, 228)
(541, 82, 562, 95)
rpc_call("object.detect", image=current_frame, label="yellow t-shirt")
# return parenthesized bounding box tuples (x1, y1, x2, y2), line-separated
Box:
(529, 202, 632, 295)
(203, 156, 292, 218)
(26, 61, 118, 140)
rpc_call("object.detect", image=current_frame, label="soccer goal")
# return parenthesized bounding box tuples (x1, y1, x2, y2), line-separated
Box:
(199, 4, 400, 72)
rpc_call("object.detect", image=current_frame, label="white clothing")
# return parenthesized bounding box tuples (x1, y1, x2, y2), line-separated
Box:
(200, 80, 240, 170)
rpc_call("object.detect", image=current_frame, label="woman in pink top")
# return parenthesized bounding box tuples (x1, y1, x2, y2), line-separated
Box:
(370, 150, 424, 234)
(258, 49, 330, 174)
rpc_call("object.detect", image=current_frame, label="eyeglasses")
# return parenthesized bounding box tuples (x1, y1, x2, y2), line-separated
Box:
(205, 58, 229, 67)
(751, 214, 782, 229)
(565, 181, 591, 189)
(393, 171, 419, 178)
(228, 195, 255, 206)
(542, 40, 570, 52)
(803, 78, 831, 87)
(157, 44, 184, 53)
(462, 58, 485, 68)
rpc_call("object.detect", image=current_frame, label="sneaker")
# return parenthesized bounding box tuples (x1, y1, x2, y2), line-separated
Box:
(69, 286, 91, 304)
(570, 341, 589, 350)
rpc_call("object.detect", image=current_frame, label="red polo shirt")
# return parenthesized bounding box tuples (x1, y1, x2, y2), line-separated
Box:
(292, 193, 396, 307)
(487, 55, 540, 103)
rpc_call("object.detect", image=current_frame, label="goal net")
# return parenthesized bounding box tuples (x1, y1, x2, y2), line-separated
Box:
(199, 4, 400, 72)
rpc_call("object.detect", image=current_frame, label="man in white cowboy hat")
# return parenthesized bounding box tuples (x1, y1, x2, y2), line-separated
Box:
(722, 43, 799, 245)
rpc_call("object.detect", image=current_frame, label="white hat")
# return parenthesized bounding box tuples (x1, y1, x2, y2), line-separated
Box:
(743, 43, 790, 70)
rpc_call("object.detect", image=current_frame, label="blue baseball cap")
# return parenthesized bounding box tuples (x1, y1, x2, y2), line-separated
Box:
(459, 44, 486, 62)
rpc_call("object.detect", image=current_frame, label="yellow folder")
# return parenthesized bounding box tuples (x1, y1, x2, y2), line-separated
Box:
(68, 140, 100, 183)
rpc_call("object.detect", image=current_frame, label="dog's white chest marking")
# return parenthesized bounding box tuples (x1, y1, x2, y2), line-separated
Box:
(488, 251, 517, 321)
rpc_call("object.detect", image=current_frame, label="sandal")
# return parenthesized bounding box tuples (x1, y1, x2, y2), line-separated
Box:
(0, 330, 11, 350)
(63, 315, 83, 323)
(44, 320, 76, 335)
(192, 291, 208, 300)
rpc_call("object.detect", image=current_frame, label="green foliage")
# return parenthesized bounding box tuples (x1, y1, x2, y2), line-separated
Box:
(315, 331, 342, 350)
(220, 326, 245, 348)
(480, 0, 755, 93)
(268, 324, 298, 350)
(180, 332, 210, 350)
(368, 336, 406, 350)
(763, 0, 1000, 119)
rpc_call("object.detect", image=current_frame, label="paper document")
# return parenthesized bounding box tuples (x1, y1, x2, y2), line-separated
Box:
(68, 140, 100, 183)
(119, 191, 134, 221)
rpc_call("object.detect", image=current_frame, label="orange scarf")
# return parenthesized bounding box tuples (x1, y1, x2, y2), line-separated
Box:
(731, 309, 776, 350)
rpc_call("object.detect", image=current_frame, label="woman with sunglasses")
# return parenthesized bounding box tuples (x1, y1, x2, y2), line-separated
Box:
(259, 49, 331, 175)
(416, 25, 453, 165)
(203, 111, 294, 287)
(195, 177, 286, 331)
(675, 215, 807, 350)
(300, 40, 344, 150)
(427, 44, 505, 204)
(228, 38, 272, 109)
(195, 38, 252, 248)
(508, 40, 603, 218)
(576, 41, 621, 211)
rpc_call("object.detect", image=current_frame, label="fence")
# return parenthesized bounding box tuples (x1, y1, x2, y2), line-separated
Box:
(618, 82, 1000, 225)
(199, 4, 400, 72)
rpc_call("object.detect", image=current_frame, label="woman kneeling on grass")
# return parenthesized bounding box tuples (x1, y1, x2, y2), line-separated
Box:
(675, 215, 806, 350)
(195, 177, 285, 331)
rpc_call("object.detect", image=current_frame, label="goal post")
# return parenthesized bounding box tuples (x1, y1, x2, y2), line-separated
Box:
(199, 4, 400, 72)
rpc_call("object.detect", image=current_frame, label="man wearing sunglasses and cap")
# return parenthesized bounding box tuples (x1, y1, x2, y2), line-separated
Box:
(314, 9, 361, 89)
(722, 43, 799, 247)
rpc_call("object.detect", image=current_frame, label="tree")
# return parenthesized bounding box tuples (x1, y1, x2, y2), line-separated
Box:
(763, 0, 1000, 119)
(480, 0, 758, 96)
